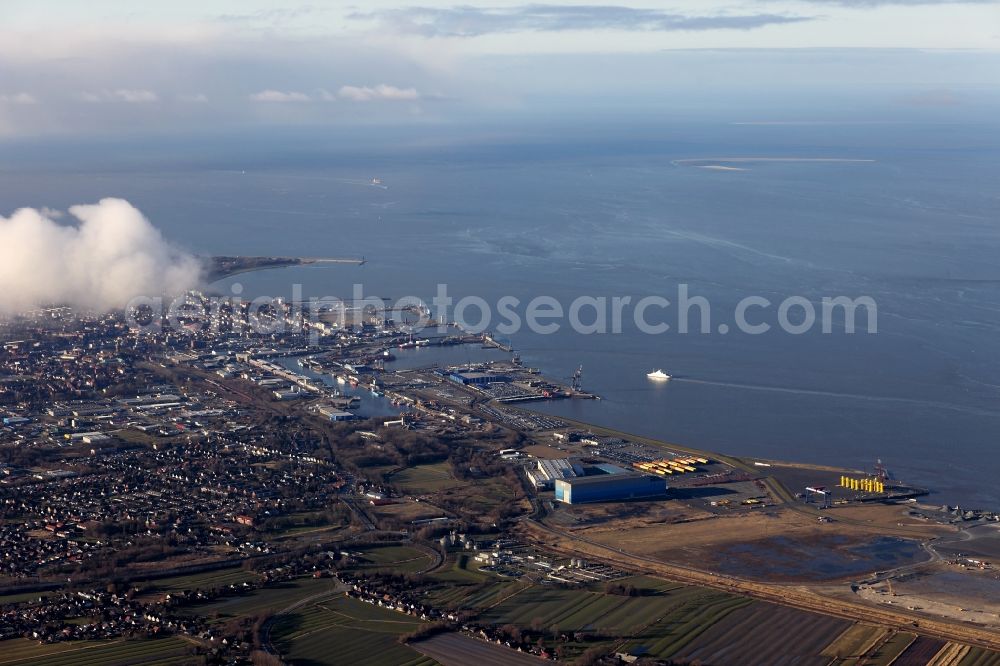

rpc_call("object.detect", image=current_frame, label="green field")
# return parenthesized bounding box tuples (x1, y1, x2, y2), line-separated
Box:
(348, 544, 436, 574)
(823, 624, 890, 664)
(452, 479, 517, 516)
(865, 631, 917, 666)
(389, 463, 462, 494)
(419, 553, 527, 610)
(463, 577, 750, 663)
(0, 590, 52, 606)
(180, 577, 339, 622)
(139, 566, 260, 595)
(619, 592, 752, 659)
(0, 636, 194, 666)
(960, 646, 1000, 666)
(428, 553, 492, 584)
(425, 577, 525, 611)
(272, 594, 438, 666)
(481, 578, 703, 637)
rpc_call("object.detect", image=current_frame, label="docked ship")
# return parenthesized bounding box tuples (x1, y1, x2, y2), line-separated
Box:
(647, 369, 671, 381)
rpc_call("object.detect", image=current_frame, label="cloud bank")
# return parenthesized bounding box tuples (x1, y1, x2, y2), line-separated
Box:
(249, 89, 311, 102)
(350, 5, 814, 37)
(338, 84, 420, 101)
(799, 0, 997, 5)
(0, 92, 38, 105)
(0, 199, 202, 314)
(0, 7, 995, 139)
(249, 85, 421, 102)
(80, 89, 159, 103)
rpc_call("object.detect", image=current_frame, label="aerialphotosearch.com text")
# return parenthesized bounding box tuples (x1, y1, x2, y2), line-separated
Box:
(127, 283, 878, 338)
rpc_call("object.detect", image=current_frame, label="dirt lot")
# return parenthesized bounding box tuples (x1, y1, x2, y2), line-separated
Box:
(934, 523, 1000, 560)
(831, 504, 955, 538)
(521, 443, 574, 459)
(857, 564, 1000, 630)
(566, 506, 812, 545)
(546, 497, 716, 529)
(564, 508, 937, 582)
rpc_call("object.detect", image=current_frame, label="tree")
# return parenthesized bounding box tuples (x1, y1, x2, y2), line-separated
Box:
(575, 646, 607, 666)
(250, 651, 283, 666)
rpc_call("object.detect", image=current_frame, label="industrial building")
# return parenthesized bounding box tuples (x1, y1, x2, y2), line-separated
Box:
(317, 406, 356, 421)
(448, 371, 509, 385)
(554, 473, 666, 504)
(527, 458, 583, 489)
(272, 388, 304, 401)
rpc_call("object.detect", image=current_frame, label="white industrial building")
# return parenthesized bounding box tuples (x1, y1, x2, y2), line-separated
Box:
(318, 405, 356, 421)
(526, 458, 583, 489)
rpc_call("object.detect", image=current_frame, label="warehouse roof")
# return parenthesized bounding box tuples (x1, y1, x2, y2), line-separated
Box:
(556, 472, 650, 486)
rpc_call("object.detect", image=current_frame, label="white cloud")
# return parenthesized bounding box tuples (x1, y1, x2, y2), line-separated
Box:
(0, 8, 994, 139)
(113, 89, 158, 103)
(78, 89, 158, 103)
(338, 84, 420, 102)
(0, 198, 201, 314)
(249, 89, 311, 102)
(351, 6, 814, 37)
(0, 92, 38, 105)
(249, 85, 421, 103)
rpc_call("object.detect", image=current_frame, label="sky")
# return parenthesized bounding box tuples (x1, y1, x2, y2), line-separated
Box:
(0, 1, 998, 140)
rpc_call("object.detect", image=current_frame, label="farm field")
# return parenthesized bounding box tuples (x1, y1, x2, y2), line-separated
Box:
(139, 566, 260, 595)
(866, 632, 918, 666)
(481, 578, 724, 637)
(180, 577, 339, 622)
(956, 646, 1000, 666)
(617, 590, 752, 660)
(423, 574, 525, 611)
(0, 636, 193, 666)
(412, 632, 543, 666)
(271, 593, 438, 666)
(822, 623, 890, 664)
(895, 636, 948, 666)
(669, 601, 851, 665)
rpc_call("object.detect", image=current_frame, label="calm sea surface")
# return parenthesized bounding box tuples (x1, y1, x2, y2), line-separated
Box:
(4, 123, 1000, 508)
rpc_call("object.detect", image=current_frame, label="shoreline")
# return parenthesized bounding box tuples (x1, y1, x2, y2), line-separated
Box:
(509, 397, 984, 511)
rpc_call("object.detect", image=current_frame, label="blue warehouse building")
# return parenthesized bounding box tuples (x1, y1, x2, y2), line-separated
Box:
(554, 473, 666, 504)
